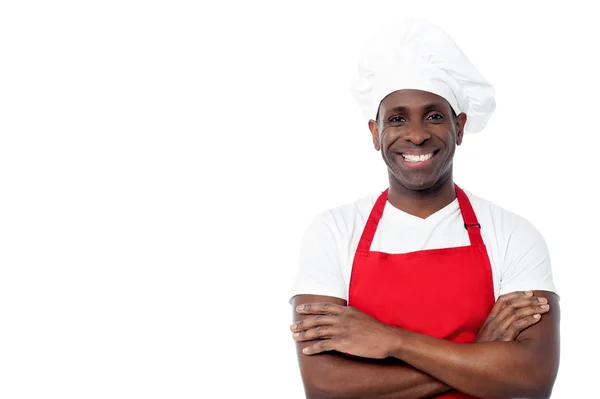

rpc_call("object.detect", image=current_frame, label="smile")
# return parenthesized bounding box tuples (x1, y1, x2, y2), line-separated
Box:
(400, 150, 439, 163)
(402, 153, 433, 162)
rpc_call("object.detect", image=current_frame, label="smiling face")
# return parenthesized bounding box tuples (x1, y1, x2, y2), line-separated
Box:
(368, 89, 467, 192)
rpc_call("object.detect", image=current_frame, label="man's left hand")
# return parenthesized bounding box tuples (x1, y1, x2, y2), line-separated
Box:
(291, 302, 397, 359)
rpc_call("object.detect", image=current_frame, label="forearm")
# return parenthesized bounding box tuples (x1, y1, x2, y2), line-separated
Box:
(389, 331, 556, 399)
(298, 350, 452, 399)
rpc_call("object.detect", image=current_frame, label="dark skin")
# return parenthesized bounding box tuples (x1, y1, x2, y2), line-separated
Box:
(292, 90, 560, 399)
(370, 89, 466, 219)
(292, 292, 553, 399)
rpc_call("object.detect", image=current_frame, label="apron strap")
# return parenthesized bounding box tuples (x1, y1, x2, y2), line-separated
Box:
(455, 184, 484, 246)
(356, 189, 388, 253)
(356, 185, 484, 252)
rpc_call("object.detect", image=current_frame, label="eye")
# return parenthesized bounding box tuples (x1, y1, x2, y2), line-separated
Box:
(427, 113, 444, 121)
(388, 116, 406, 124)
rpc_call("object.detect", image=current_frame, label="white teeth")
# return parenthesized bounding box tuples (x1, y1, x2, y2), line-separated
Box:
(402, 153, 433, 162)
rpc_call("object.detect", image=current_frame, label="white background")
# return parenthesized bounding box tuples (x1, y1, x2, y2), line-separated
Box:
(0, 1, 597, 398)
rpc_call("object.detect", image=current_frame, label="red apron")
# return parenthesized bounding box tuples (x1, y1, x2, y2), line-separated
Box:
(348, 184, 495, 399)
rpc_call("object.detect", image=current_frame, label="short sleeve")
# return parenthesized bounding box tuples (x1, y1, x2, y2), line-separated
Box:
(289, 215, 347, 303)
(498, 216, 558, 297)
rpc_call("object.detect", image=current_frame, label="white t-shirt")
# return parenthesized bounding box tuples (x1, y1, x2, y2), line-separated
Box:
(291, 189, 557, 302)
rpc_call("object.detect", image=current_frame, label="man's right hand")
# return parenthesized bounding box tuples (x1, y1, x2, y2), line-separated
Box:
(476, 291, 550, 342)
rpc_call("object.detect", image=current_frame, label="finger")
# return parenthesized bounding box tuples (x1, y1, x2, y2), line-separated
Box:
(500, 314, 543, 341)
(499, 295, 548, 312)
(293, 326, 338, 341)
(488, 291, 533, 318)
(490, 294, 543, 320)
(296, 302, 344, 315)
(302, 338, 336, 355)
(496, 303, 550, 333)
(290, 315, 338, 332)
(488, 291, 531, 318)
(495, 298, 550, 323)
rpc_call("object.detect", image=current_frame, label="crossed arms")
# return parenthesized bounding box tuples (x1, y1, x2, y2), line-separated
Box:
(291, 291, 560, 399)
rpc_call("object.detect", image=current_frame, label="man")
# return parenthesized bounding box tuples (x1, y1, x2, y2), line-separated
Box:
(289, 19, 560, 399)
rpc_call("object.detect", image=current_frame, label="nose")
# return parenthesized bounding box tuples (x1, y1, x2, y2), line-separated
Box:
(404, 124, 431, 146)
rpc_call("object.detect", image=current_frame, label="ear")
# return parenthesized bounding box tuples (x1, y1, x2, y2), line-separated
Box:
(368, 119, 381, 151)
(455, 113, 467, 146)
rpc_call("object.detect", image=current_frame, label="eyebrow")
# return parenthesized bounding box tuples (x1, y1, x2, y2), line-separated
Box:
(384, 102, 449, 117)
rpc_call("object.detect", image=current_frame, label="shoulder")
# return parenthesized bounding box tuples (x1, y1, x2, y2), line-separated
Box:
(462, 188, 557, 295)
(463, 188, 539, 236)
(314, 191, 381, 233)
(299, 191, 381, 251)
(292, 192, 381, 302)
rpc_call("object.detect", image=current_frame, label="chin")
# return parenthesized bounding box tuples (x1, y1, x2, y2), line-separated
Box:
(399, 179, 437, 192)
(387, 158, 452, 193)
(387, 168, 432, 191)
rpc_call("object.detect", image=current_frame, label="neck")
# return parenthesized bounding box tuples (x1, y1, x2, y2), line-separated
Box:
(387, 174, 456, 219)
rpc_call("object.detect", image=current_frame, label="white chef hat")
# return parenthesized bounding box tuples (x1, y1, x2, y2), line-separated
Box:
(349, 19, 496, 133)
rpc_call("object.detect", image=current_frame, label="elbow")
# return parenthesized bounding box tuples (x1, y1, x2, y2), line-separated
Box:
(302, 377, 346, 399)
(520, 386, 554, 399)
(519, 386, 553, 399)
(529, 360, 559, 399)
(537, 388, 554, 399)
(531, 379, 557, 399)
(300, 366, 351, 399)
(516, 377, 557, 399)
(492, 386, 553, 399)
(303, 387, 337, 399)
(501, 345, 559, 399)
(495, 368, 558, 399)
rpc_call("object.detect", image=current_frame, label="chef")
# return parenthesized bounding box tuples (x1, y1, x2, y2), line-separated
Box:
(289, 19, 560, 399)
